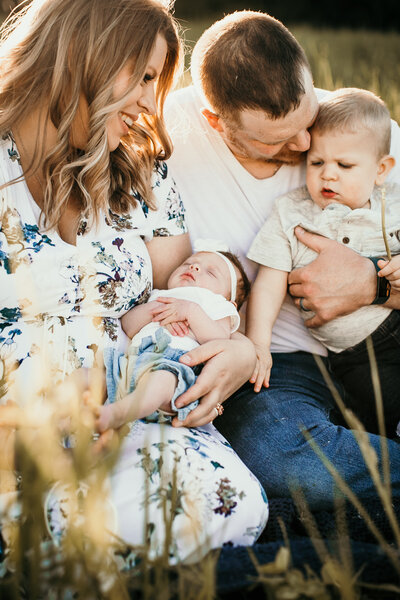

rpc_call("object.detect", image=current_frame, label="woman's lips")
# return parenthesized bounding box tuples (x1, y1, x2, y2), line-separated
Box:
(119, 112, 138, 133)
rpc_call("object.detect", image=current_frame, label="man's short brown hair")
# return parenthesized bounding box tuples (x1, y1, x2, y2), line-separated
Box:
(191, 11, 311, 122)
(311, 88, 391, 158)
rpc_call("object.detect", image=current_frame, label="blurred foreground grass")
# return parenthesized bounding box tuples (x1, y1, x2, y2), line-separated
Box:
(177, 19, 400, 123)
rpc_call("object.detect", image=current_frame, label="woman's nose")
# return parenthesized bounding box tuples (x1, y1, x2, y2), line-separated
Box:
(138, 84, 156, 115)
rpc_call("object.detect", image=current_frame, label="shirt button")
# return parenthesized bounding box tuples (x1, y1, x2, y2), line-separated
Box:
(342, 237, 350, 244)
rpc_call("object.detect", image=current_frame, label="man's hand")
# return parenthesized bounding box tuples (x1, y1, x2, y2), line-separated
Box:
(288, 227, 376, 327)
(171, 336, 256, 428)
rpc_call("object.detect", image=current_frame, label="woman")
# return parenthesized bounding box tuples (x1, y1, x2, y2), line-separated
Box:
(0, 0, 268, 567)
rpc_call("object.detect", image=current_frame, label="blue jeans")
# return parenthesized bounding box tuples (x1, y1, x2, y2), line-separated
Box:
(215, 351, 400, 510)
(328, 310, 400, 438)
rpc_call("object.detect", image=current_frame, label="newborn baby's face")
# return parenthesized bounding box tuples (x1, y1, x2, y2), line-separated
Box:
(167, 252, 231, 299)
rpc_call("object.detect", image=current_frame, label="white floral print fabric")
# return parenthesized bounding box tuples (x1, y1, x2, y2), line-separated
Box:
(0, 133, 268, 564)
(0, 134, 186, 402)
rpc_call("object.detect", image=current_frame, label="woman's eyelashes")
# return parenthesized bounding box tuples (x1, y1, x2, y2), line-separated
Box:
(143, 72, 155, 84)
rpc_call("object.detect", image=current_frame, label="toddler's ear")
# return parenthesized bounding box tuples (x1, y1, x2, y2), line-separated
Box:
(375, 155, 395, 185)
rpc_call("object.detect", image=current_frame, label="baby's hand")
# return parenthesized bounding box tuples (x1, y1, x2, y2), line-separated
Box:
(151, 298, 193, 327)
(165, 321, 190, 337)
(249, 344, 273, 393)
(378, 256, 400, 291)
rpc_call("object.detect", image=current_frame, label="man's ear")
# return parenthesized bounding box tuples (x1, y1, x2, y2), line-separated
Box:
(202, 109, 224, 133)
(375, 155, 395, 185)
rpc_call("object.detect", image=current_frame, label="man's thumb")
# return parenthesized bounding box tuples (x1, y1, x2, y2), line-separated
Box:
(294, 226, 327, 253)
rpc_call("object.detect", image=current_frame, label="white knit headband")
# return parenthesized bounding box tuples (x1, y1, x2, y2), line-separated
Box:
(193, 239, 237, 303)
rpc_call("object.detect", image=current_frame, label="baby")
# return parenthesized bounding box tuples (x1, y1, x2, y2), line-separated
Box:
(246, 88, 400, 436)
(96, 245, 250, 431)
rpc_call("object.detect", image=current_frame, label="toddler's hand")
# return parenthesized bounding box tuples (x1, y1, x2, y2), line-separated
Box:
(378, 256, 400, 291)
(249, 345, 272, 393)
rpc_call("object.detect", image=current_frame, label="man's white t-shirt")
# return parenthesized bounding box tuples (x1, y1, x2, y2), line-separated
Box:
(165, 85, 400, 355)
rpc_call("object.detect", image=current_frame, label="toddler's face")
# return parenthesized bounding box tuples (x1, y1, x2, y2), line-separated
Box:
(306, 129, 389, 210)
(167, 252, 233, 299)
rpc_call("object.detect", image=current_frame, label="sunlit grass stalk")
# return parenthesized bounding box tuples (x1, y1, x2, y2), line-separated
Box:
(365, 336, 391, 493)
(334, 495, 355, 589)
(380, 184, 392, 261)
(291, 487, 331, 565)
(292, 489, 362, 600)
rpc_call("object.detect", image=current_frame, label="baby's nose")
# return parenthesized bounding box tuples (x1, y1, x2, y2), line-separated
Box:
(190, 263, 200, 271)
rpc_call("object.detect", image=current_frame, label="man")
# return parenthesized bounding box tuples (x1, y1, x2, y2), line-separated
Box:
(164, 11, 400, 509)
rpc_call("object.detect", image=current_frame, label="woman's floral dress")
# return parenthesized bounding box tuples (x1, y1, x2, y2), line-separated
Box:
(0, 134, 268, 564)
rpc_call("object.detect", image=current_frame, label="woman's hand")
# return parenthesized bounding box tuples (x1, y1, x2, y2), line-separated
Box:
(171, 335, 256, 428)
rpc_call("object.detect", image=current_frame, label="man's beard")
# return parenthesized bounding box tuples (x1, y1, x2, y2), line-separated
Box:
(226, 130, 306, 166)
(267, 147, 306, 166)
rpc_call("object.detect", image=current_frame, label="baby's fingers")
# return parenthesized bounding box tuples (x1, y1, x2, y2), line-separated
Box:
(152, 308, 174, 323)
(166, 322, 187, 336)
(157, 314, 180, 327)
(150, 305, 170, 318)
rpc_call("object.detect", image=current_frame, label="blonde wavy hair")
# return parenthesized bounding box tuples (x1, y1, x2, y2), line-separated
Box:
(0, 0, 182, 229)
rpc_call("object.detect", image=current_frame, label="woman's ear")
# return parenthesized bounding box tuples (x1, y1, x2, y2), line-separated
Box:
(375, 154, 395, 185)
(202, 109, 224, 133)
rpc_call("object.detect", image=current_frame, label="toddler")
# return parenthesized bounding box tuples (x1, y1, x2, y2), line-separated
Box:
(247, 88, 400, 436)
(96, 245, 250, 431)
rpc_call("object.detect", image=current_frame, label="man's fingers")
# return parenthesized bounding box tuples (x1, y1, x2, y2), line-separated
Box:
(303, 314, 324, 328)
(294, 226, 332, 254)
(287, 277, 304, 295)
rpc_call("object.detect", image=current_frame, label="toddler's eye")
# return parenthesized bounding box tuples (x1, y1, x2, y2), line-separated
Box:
(338, 162, 352, 169)
(309, 160, 322, 166)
